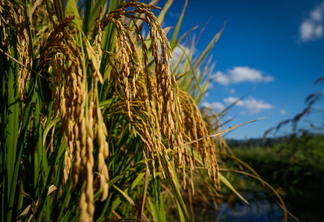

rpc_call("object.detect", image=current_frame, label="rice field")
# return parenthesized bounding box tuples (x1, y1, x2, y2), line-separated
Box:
(0, 0, 287, 221)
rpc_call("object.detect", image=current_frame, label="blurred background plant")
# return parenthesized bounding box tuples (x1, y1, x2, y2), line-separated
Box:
(264, 77, 324, 137)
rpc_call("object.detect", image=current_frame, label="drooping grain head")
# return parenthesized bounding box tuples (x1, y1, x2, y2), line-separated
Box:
(99, 0, 220, 192)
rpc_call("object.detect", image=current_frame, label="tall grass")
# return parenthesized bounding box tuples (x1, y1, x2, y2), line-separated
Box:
(0, 0, 224, 221)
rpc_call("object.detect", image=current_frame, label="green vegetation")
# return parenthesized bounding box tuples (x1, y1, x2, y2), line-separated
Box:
(233, 134, 324, 183)
(228, 133, 324, 221)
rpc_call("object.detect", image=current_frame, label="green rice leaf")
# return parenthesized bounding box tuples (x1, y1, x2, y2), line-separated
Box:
(65, 0, 82, 29)
(170, 0, 188, 49)
(157, 0, 174, 25)
(113, 185, 135, 207)
(219, 173, 249, 205)
(131, 172, 145, 190)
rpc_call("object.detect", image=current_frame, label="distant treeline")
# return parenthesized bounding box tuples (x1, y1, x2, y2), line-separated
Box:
(226, 132, 324, 148)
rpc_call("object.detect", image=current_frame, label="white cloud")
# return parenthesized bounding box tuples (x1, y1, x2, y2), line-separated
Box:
(299, 2, 324, 42)
(280, 109, 287, 115)
(229, 89, 236, 94)
(212, 66, 274, 85)
(202, 101, 225, 111)
(170, 44, 194, 71)
(213, 72, 230, 85)
(224, 96, 273, 114)
(171, 44, 191, 62)
(224, 97, 244, 106)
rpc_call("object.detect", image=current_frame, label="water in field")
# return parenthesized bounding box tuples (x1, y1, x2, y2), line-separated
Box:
(210, 193, 323, 222)
(214, 200, 289, 222)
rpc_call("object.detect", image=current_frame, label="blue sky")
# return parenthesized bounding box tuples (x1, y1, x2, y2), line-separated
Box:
(156, 0, 324, 139)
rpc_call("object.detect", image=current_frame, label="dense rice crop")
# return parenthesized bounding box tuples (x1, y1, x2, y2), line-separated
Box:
(0, 1, 290, 221)
(0, 0, 223, 221)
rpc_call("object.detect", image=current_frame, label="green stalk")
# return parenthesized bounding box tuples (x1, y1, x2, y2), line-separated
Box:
(159, 154, 191, 222)
(170, 0, 188, 49)
(5, 45, 20, 222)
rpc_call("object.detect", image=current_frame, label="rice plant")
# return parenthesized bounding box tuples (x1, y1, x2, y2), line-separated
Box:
(1, 0, 291, 221)
(0, 0, 224, 221)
